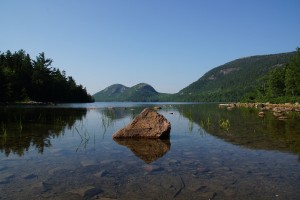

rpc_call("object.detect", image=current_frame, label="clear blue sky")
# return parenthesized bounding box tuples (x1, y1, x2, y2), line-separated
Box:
(1, 0, 300, 94)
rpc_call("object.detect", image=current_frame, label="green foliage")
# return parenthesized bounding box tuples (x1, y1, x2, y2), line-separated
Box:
(92, 50, 299, 103)
(245, 48, 300, 103)
(267, 67, 286, 97)
(171, 51, 296, 102)
(285, 48, 300, 97)
(0, 50, 94, 103)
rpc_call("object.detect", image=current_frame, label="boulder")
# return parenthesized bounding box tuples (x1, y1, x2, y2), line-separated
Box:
(112, 108, 171, 138)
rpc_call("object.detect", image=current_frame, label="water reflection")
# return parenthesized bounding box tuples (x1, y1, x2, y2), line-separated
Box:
(177, 104, 300, 157)
(1, 103, 299, 159)
(1, 103, 299, 200)
(99, 106, 143, 120)
(0, 107, 87, 156)
(100, 107, 171, 163)
(113, 138, 171, 163)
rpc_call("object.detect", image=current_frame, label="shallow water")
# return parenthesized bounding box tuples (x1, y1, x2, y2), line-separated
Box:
(0, 103, 299, 199)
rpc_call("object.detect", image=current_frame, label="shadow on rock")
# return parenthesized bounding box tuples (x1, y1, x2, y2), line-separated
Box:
(113, 138, 171, 164)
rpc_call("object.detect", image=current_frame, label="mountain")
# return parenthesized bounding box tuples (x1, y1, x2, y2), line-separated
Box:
(171, 51, 296, 102)
(93, 83, 161, 102)
(94, 51, 296, 102)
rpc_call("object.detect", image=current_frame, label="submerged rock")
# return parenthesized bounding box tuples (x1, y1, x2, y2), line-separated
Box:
(80, 159, 97, 167)
(258, 112, 265, 117)
(112, 108, 171, 138)
(70, 186, 102, 198)
(143, 164, 164, 172)
(0, 173, 14, 184)
(22, 173, 37, 180)
(278, 116, 288, 120)
(94, 170, 109, 178)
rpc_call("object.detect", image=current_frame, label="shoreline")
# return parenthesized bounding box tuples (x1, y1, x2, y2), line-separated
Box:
(219, 102, 300, 120)
(219, 102, 300, 110)
(0, 101, 55, 106)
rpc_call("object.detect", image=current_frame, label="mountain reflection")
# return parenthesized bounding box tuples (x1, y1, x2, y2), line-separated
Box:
(0, 107, 87, 156)
(99, 107, 144, 120)
(177, 104, 300, 157)
(114, 138, 171, 164)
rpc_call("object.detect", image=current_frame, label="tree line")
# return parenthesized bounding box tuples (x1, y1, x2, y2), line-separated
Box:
(245, 48, 300, 103)
(0, 50, 94, 103)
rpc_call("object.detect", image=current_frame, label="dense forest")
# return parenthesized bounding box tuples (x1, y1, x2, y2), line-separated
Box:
(0, 50, 94, 103)
(244, 48, 300, 103)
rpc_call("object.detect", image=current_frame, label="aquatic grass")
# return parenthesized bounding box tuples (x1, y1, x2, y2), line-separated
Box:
(17, 116, 23, 133)
(200, 119, 205, 128)
(1, 122, 8, 143)
(218, 118, 230, 131)
(74, 123, 90, 152)
(101, 117, 109, 136)
(199, 116, 212, 133)
(206, 116, 211, 127)
(187, 110, 194, 132)
(188, 119, 194, 132)
(100, 113, 115, 139)
(13, 115, 23, 133)
(74, 126, 90, 142)
(197, 127, 208, 137)
(75, 126, 83, 140)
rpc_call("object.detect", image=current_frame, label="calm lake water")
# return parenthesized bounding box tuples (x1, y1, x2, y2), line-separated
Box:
(0, 102, 299, 200)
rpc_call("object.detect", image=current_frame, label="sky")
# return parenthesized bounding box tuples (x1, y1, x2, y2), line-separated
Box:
(1, 0, 300, 94)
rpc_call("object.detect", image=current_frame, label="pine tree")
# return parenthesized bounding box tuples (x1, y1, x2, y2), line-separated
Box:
(285, 48, 300, 97)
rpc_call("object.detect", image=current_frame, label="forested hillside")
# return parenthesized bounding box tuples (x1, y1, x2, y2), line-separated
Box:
(93, 49, 300, 103)
(0, 50, 94, 103)
(245, 48, 300, 103)
(171, 51, 296, 102)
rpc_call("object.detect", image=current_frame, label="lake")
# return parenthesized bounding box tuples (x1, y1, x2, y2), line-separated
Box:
(0, 102, 299, 200)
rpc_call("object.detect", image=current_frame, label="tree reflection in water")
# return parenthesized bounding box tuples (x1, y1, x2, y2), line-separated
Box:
(0, 107, 87, 156)
(178, 104, 300, 157)
(1, 103, 299, 161)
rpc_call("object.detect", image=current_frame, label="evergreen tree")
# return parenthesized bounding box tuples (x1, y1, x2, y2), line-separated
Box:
(267, 67, 286, 98)
(285, 48, 300, 97)
(246, 48, 300, 103)
(0, 50, 94, 103)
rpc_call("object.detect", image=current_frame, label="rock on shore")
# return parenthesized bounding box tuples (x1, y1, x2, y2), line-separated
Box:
(219, 102, 300, 111)
(219, 102, 300, 120)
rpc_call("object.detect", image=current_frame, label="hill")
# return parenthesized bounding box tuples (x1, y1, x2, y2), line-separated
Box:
(171, 51, 296, 102)
(94, 51, 297, 102)
(93, 83, 161, 102)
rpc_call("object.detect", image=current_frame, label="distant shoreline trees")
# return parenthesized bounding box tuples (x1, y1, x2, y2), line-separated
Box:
(245, 48, 300, 103)
(0, 50, 94, 103)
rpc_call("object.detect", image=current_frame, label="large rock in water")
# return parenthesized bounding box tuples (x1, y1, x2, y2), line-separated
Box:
(112, 108, 171, 138)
